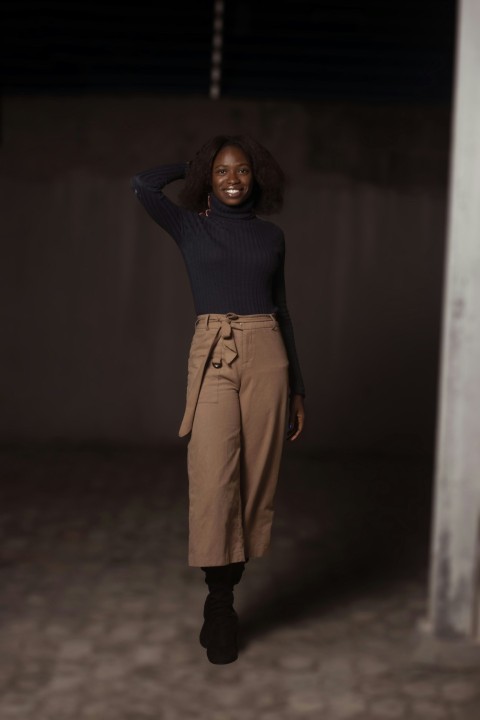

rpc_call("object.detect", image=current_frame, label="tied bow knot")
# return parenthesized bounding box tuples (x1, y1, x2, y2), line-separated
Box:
(218, 313, 240, 366)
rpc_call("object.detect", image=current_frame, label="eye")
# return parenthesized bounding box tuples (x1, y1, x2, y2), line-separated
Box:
(239, 168, 250, 174)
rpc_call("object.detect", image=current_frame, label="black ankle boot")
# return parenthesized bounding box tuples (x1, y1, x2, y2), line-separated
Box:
(199, 561, 245, 664)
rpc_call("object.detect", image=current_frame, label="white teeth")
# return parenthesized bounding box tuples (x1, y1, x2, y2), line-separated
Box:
(225, 189, 241, 196)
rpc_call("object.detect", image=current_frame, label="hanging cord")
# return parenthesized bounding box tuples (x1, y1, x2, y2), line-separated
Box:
(209, 0, 224, 100)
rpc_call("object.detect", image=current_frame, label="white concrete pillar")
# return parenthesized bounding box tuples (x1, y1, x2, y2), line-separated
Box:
(418, 0, 480, 664)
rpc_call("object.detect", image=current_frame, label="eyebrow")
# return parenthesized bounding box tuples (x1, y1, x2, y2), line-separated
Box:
(214, 162, 251, 168)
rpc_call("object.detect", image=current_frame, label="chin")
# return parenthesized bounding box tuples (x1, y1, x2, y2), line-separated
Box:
(227, 193, 251, 205)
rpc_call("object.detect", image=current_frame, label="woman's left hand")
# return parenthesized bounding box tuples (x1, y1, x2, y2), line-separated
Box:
(288, 394, 305, 441)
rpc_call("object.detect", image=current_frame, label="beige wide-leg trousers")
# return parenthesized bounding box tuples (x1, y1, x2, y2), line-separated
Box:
(178, 313, 290, 567)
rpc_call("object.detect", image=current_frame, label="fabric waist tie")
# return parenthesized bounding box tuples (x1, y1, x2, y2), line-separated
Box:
(196, 312, 277, 366)
(178, 313, 277, 437)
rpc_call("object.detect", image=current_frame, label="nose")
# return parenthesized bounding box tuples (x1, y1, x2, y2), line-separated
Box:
(226, 169, 239, 184)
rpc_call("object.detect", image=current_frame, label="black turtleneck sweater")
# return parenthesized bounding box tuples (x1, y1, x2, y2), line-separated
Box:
(131, 163, 305, 397)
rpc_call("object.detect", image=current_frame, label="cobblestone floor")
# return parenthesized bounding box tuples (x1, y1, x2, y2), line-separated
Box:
(0, 446, 479, 720)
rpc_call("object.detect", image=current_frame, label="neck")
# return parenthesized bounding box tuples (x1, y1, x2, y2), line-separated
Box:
(208, 193, 256, 220)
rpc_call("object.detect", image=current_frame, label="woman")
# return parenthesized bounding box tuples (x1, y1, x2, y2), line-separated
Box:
(131, 135, 305, 664)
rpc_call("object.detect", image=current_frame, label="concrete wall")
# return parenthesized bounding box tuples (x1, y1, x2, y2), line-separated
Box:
(0, 96, 450, 453)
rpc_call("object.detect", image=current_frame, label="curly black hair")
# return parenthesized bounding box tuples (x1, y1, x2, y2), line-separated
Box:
(179, 134, 285, 215)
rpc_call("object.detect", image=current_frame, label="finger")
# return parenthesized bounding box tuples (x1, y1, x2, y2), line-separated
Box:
(289, 415, 304, 441)
(287, 412, 296, 435)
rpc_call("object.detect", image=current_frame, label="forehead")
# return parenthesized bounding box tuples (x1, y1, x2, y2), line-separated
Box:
(213, 145, 251, 166)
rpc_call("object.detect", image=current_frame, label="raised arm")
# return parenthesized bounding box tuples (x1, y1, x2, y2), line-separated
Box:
(272, 236, 306, 398)
(131, 162, 189, 243)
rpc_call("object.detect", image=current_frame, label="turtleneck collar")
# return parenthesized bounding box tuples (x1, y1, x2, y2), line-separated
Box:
(208, 193, 256, 220)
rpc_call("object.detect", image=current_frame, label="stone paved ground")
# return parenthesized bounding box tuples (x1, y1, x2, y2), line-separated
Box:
(1, 446, 479, 720)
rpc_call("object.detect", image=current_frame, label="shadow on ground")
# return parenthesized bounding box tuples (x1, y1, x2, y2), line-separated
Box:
(0, 446, 433, 606)
(239, 452, 433, 647)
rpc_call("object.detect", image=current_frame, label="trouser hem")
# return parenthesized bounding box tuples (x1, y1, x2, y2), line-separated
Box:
(188, 545, 270, 567)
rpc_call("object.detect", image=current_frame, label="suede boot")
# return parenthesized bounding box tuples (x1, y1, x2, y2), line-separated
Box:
(199, 561, 246, 664)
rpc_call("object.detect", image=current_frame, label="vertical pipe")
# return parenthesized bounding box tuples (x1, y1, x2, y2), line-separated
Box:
(209, 0, 224, 100)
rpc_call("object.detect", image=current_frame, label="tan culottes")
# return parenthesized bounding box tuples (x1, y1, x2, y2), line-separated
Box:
(178, 312, 289, 567)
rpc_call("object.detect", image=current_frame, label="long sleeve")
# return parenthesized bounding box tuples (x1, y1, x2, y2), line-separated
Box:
(131, 165, 306, 391)
(131, 163, 189, 243)
(272, 237, 306, 397)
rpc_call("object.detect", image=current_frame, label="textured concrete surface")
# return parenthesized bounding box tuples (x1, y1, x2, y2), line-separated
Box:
(1, 446, 479, 720)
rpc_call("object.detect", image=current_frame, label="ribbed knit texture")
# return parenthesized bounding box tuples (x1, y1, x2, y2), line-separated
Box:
(131, 163, 305, 397)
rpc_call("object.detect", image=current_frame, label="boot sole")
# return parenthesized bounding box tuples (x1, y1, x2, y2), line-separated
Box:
(206, 646, 238, 664)
(200, 624, 239, 662)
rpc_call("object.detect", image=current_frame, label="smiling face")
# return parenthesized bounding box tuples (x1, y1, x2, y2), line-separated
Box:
(211, 145, 254, 206)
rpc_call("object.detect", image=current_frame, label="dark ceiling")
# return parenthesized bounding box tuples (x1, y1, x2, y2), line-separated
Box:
(2, 0, 456, 102)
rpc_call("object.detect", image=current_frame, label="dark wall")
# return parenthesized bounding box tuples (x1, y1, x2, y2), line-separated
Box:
(0, 96, 450, 454)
